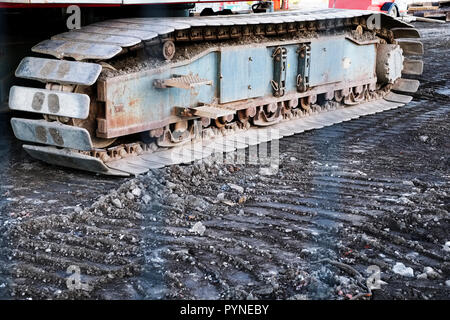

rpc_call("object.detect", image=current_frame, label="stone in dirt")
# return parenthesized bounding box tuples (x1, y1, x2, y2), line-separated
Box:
(131, 187, 142, 197)
(221, 200, 236, 206)
(166, 181, 177, 189)
(189, 222, 206, 236)
(417, 273, 428, 280)
(392, 262, 414, 277)
(423, 267, 440, 279)
(259, 163, 279, 176)
(228, 183, 244, 194)
(443, 241, 450, 253)
(142, 194, 151, 204)
(186, 195, 209, 211)
(112, 198, 122, 209)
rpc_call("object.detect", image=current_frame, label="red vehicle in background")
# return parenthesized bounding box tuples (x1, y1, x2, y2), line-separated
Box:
(329, 0, 408, 17)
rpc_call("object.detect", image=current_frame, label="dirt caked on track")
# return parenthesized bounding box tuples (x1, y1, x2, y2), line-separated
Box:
(0, 22, 448, 300)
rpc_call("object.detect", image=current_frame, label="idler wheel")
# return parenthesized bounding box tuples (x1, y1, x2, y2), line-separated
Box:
(162, 40, 176, 61)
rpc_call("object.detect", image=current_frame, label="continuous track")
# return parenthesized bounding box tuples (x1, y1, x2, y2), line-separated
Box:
(9, 9, 424, 176)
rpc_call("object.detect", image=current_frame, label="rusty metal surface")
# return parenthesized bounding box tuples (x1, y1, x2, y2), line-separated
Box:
(101, 34, 379, 139)
(101, 48, 218, 139)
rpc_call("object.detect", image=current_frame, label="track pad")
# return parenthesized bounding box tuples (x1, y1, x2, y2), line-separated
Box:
(11, 118, 94, 151)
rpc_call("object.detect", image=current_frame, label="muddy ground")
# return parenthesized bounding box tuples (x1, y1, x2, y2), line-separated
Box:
(0, 22, 448, 300)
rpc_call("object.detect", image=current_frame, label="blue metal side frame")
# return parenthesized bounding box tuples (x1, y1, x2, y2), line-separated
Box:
(101, 36, 377, 138)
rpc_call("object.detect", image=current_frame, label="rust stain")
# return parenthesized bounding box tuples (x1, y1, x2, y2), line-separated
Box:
(114, 105, 124, 113)
(129, 99, 140, 107)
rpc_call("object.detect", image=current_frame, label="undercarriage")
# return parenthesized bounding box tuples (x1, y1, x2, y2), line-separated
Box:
(8, 9, 424, 176)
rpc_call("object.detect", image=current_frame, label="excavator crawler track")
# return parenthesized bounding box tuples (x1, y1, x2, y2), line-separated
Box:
(9, 9, 423, 176)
